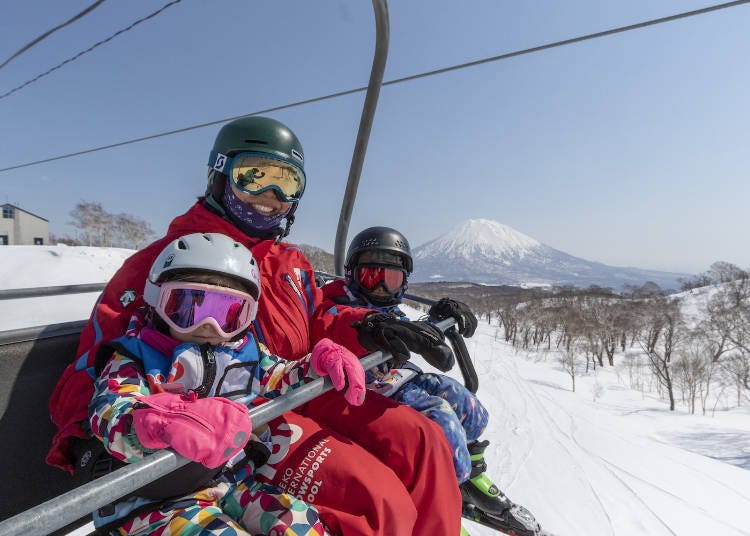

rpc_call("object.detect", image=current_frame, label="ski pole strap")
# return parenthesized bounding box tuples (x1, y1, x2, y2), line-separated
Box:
(445, 325, 479, 393)
(403, 292, 480, 393)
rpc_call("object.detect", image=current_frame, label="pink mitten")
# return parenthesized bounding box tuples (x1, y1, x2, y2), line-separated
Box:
(132, 391, 252, 469)
(311, 338, 366, 406)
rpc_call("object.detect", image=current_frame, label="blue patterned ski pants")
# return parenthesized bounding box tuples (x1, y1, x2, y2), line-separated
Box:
(393, 373, 489, 483)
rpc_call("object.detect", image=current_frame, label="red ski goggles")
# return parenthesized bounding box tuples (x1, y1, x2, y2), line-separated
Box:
(356, 265, 406, 293)
(153, 282, 258, 338)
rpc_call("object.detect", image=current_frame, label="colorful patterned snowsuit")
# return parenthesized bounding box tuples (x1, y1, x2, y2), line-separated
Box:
(49, 200, 462, 535)
(89, 314, 329, 535)
(322, 279, 489, 482)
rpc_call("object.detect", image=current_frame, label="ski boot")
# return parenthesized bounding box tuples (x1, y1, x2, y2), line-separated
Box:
(460, 440, 546, 536)
(459, 439, 509, 515)
(463, 501, 546, 536)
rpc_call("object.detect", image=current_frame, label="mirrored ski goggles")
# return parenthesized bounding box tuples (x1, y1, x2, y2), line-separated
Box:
(153, 282, 258, 338)
(356, 265, 406, 293)
(211, 151, 305, 203)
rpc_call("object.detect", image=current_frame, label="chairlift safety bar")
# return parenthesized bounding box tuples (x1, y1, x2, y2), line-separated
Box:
(0, 283, 106, 301)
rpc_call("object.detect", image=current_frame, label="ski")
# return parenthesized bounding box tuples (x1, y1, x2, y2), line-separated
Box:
(462, 502, 556, 536)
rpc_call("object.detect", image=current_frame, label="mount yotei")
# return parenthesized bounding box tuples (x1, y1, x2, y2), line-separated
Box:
(410, 219, 688, 290)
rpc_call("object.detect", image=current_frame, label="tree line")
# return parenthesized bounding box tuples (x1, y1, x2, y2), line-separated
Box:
(50, 201, 155, 250)
(492, 263, 749, 414)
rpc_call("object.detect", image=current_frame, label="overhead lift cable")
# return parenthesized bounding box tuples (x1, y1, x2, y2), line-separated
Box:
(0, 0, 107, 70)
(1, 0, 747, 173)
(0, 0, 182, 101)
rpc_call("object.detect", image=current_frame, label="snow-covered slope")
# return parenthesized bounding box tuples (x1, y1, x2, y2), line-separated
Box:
(412, 219, 687, 290)
(399, 303, 750, 536)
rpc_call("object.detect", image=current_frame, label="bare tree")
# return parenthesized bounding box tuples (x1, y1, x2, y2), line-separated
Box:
(680, 261, 748, 291)
(719, 353, 750, 407)
(68, 201, 154, 249)
(707, 261, 749, 284)
(113, 213, 154, 249)
(638, 298, 685, 411)
(679, 273, 713, 291)
(497, 300, 520, 343)
(674, 336, 715, 415)
(68, 201, 100, 246)
(718, 279, 750, 355)
(558, 349, 578, 392)
(49, 232, 81, 246)
(622, 353, 647, 392)
(695, 313, 733, 365)
(588, 299, 623, 366)
(97, 206, 114, 246)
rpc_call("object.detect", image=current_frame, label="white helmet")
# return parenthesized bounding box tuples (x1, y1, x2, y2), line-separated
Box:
(144, 233, 261, 307)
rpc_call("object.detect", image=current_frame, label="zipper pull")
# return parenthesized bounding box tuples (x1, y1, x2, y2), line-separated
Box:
(194, 343, 217, 397)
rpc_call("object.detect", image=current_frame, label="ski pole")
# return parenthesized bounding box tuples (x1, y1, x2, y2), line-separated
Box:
(0, 318, 454, 536)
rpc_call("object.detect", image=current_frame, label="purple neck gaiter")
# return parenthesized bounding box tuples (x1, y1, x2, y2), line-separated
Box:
(222, 178, 290, 231)
(140, 326, 180, 356)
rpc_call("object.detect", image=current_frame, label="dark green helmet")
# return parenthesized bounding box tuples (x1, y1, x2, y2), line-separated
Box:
(207, 116, 305, 174)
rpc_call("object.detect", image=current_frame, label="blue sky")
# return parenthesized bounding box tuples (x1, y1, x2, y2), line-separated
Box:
(1, 0, 748, 274)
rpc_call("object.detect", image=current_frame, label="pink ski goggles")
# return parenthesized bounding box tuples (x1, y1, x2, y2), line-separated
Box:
(153, 281, 258, 338)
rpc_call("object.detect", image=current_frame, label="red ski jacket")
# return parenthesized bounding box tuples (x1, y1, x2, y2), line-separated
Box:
(47, 200, 372, 472)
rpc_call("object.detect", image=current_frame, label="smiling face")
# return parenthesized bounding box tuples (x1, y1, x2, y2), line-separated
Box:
(229, 183, 292, 216)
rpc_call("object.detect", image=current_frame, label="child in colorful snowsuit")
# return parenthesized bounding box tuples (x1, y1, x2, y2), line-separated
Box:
(323, 226, 544, 536)
(89, 233, 366, 535)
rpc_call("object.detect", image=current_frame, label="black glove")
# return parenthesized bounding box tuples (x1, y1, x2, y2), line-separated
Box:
(244, 439, 271, 469)
(421, 341, 456, 373)
(429, 298, 478, 338)
(354, 313, 454, 371)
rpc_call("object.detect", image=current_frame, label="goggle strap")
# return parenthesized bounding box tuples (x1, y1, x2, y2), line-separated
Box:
(143, 280, 161, 308)
(209, 151, 304, 175)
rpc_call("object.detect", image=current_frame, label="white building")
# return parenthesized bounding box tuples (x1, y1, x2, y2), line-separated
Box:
(0, 204, 49, 245)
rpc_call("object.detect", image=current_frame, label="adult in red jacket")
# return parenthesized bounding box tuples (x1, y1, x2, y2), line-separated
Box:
(48, 116, 461, 535)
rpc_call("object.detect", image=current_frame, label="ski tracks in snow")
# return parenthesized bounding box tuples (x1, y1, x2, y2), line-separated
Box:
(472, 333, 617, 536)
(466, 328, 750, 536)
(533, 388, 678, 536)
(534, 388, 750, 535)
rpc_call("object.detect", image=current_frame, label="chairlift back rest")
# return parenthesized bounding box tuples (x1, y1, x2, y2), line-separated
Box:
(0, 330, 92, 533)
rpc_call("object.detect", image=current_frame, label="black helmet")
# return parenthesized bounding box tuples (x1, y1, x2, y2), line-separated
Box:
(345, 227, 413, 306)
(205, 116, 305, 241)
(346, 227, 413, 273)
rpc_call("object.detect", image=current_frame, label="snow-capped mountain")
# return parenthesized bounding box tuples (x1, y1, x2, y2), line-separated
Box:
(411, 219, 688, 289)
